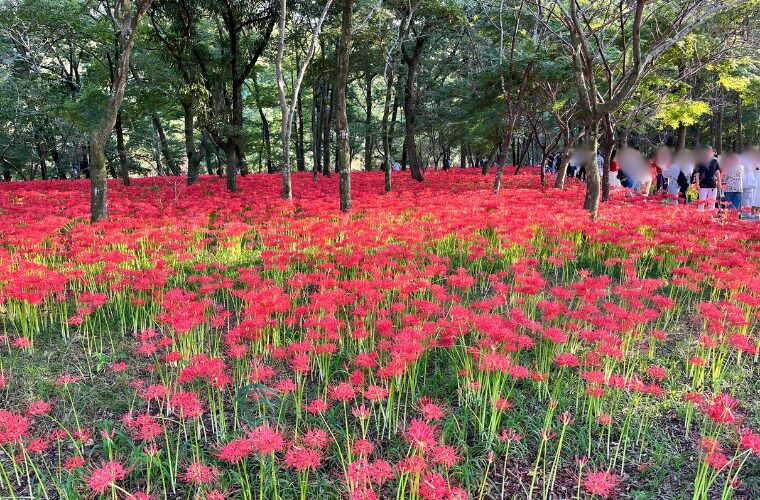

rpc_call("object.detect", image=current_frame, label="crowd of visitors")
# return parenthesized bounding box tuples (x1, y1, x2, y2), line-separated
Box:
(547, 144, 760, 217)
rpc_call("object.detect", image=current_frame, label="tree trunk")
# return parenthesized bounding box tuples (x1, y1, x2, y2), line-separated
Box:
(676, 121, 686, 151)
(152, 114, 179, 175)
(514, 137, 533, 174)
(714, 97, 724, 154)
(223, 143, 237, 191)
(107, 154, 117, 180)
(601, 114, 614, 201)
(52, 147, 64, 179)
(262, 110, 274, 174)
(296, 89, 306, 172)
(35, 142, 48, 180)
(116, 111, 130, 185)
(460, 143, 467, 168)
(183, 99, 198, 184)
(236, 144, 247, 176)
(336, 0, 353, 211)
(492, 131, 512, 193)
(205, 135, 215, 175)
(184, 101, 206, 185)
(282, 131, 292, 199)
(312, 75, 322, 177)
(364, 71, 373, 170)
(583, 119, 601, 216)
(735, 93, 743, 151)
(381, 67, 396, 192)
(389, 82, 400, 156)
(81, 144, 91, 179)
(322, 82, 333, 176)
(152, 121, 163, 175)
(402, 37, 425, 182)
(276, 0, 293, 200)
(90, 138, 109, 221)
(90, 1, 153, 222)
(252, 74, 274, 174)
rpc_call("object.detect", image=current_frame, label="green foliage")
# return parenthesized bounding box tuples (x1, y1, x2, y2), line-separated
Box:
(0, 0, 759, 179)
(655, 96, 711, 129)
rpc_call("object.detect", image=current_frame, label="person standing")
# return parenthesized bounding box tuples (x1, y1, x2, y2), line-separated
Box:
(609, 150, 621, 188)
(663, 149, 692, 205)
(651, 144, 672, 193)
(568, 147, 582, 179)
(693, 145, 721, 211)
(740, 147, 759, 215)
(596, 151, 603, 177)
(720, 152, 743, 210)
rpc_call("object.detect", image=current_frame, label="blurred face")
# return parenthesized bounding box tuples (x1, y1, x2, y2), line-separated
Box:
(700, 148, 714, 164)
(674, 151, 694, 166)
(721, 153, 738, 170)
(655, 147, 671, 166)
(747, 150, 760, 167)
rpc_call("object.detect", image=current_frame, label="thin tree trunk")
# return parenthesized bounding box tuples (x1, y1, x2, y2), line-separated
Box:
(277, 0, 332, 196)
(312, 75, 322, 179)
(262, 111, 274, 174)
(364, 71, 373, 170)
(381, 69, 395, 192)
(205, 134, 215, 175)
(296, 89, 306, 171)
(714, 95, 724, 154)
(152, 122, 163, 175)
(35, 142, 48, 180)
(52, 146, 64, 179)
(388, 80, 400, 160)
(152, 114, 179, 175)
(236, 144, 247, 176)
(513, 137, 533, 174)
(252, 74, 274, 174)
(735, 93, 743, 151)
(116, 111, 130, 185)
(601, 114, 614, 201)
(322, 82, 333, 176)
(336, 0, 353, 211)
(276, 0, 292, 198)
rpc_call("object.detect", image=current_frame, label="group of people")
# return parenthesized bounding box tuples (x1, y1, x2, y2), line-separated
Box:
(548, 144, 760, 215)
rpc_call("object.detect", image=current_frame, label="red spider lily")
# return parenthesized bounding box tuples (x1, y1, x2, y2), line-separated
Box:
(87, 461, 128, 494)
(2, 170, 760, 498)
(285, 447, 323, 471)
(169, 391, 204, 419)
(406, 419, 438, 452)
(182, 462, 220, 485)
(0, 411, 29, 444)
(64, 456, 85, 471)
(584, 470, 619, 498)
(27, 400, 51, 416)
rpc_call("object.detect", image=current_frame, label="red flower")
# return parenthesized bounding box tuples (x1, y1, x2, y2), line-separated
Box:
(27, 400, 51, 416)
(87, 461, 127, 493)
(183, 462, 220, 485)
(584, 471, 618, 498)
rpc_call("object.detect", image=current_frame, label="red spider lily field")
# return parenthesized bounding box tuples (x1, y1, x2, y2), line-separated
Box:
(1, 170, 760, 500)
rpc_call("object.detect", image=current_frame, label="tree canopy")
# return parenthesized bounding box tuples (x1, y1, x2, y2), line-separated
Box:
(1, 0, 758, 217)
